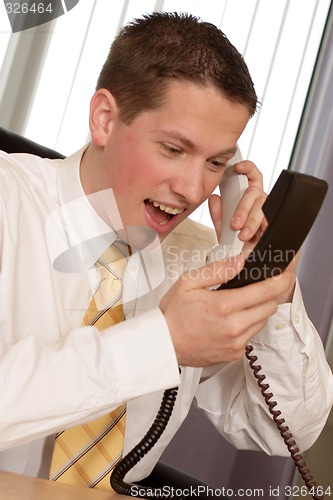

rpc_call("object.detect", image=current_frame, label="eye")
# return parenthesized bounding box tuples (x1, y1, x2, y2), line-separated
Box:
(161, 143, 183, 155)
(209, 158, 227, 170)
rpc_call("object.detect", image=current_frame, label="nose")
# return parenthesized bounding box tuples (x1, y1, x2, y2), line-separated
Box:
(171, 160, 205, 205)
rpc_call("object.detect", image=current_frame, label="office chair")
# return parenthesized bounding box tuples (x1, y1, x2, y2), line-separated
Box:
(0, 127, 65, 159)
(0, 127, 219, 498)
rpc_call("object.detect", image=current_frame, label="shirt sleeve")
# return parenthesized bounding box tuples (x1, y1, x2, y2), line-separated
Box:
(0, 308, 180, 450)
(195, 281, 333, 455)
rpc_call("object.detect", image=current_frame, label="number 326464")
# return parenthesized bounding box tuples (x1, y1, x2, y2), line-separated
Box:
(5, 3, 53, 14)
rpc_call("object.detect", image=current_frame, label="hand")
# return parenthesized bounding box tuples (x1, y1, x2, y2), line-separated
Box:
(159, 256, 295, 367)
(208, 160, 298, 304)
(209, 160, 267, 255)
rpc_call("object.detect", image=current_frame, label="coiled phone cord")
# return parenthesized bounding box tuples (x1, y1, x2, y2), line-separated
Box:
(111, 386, 179, 498)
(245, 345, 325, 500)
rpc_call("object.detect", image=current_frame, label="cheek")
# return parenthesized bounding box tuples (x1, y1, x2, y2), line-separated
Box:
(124, 152, 163, 189)
(123, 159, 145, 195)
(110, 152, 148, 202)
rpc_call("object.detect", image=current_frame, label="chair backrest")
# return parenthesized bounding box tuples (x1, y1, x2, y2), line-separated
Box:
(0, 127, 65, 159)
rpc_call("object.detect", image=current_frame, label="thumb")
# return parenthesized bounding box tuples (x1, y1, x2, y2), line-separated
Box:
(181, 254, 245, 290)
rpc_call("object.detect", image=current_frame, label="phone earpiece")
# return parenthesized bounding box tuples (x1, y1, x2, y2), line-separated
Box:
(208, 146, 248, 263)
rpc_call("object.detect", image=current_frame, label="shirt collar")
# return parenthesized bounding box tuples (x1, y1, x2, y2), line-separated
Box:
(46, 146, 121, 273)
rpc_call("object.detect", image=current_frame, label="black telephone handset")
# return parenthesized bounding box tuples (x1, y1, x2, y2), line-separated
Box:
(111, 165, 328, 499)
(217, 168, 328, 289)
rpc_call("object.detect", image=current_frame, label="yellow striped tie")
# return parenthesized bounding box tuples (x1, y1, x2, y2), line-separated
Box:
(49, 242, 129, 490)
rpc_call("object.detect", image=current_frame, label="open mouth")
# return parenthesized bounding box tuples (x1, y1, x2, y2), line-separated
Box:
(144, 199, 185, 226)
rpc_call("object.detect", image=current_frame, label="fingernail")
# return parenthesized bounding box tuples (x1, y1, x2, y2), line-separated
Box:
(241, 227, 250, 237)
(231, 216, 242, 227)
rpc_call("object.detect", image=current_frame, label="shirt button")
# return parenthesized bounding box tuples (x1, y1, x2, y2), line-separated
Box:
(275, 322, 285, 330)
(294, 313, 300, 324)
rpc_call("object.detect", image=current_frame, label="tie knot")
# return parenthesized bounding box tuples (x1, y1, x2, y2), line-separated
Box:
(97, 241, 130, 278)
(92, 241, 130, 314)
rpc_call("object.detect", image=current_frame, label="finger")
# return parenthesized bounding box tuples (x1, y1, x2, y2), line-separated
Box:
(236, 189, 267, 240)
(230, 186, 267, 241)
(234, 160, 263, 190)
(217, 313, 275, 359)
(181, 254, 245, 290)
(228, 161, 266, 235)
(216, 270, 294, 310)
(230, 301, 278, 339)
(204, 299, 280, 362)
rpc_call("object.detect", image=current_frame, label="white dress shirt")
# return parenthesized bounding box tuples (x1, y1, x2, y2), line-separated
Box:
(0, 148, 332, 483)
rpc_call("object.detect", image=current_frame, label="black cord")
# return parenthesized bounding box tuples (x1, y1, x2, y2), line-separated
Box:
(110, 387, 179, 499)
(245, 345, 325, 500)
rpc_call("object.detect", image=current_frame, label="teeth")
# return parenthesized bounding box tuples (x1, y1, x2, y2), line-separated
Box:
(150, 200, 184, 215)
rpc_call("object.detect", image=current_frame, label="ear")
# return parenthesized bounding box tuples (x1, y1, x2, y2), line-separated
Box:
(89, 89, 118, 147)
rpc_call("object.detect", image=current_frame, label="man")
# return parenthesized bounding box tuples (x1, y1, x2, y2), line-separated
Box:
(0, 11, 331, 494)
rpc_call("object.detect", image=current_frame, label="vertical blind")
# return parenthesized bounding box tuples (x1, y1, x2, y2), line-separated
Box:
(0, 0, 331, 225)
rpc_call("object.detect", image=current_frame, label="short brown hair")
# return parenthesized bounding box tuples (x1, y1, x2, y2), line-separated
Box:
(96, 12, 258, 123)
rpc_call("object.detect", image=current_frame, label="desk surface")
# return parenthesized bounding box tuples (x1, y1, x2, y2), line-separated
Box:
(0, 470, 131, 499)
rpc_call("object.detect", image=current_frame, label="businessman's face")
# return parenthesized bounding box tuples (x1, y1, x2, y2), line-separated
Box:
(83, 80, 249, 244)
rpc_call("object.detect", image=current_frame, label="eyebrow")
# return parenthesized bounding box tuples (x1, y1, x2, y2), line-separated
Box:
(153, 129, 237, 157)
